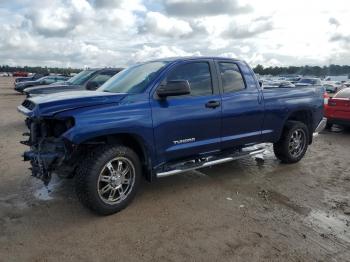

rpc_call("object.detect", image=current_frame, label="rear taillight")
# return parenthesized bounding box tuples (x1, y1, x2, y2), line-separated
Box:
(328, 99, 337, 106)
(323, 92, 329, 105)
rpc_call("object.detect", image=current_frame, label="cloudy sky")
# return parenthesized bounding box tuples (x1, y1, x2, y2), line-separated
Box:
(0, 0, 349, 68)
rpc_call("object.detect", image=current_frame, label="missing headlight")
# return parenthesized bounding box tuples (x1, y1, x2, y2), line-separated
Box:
(44, 117, 75, 138)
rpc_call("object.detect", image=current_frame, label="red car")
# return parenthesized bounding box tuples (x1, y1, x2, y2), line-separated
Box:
(325, 88, 350, 128)
(13, 71, 28, 77)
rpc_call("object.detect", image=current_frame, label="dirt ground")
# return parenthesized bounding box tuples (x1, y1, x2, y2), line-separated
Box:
(0, 77, 349, 262)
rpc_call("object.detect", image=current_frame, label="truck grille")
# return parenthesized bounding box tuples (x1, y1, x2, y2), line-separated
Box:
(22, 99, 35, 110)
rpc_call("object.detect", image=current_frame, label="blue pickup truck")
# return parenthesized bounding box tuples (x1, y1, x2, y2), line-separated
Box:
(18, 57, 326, 215)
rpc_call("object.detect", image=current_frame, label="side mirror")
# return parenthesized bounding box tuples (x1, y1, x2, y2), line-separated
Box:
(157, 80, 190, 98)
(86, 81, 98, 90)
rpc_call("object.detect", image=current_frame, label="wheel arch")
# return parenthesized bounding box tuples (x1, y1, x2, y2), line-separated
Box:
(78, 133, 154, 181)
(280, 109, 314, 144)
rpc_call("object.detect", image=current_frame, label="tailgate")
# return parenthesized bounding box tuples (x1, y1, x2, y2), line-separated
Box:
(328, 98, 350, 120)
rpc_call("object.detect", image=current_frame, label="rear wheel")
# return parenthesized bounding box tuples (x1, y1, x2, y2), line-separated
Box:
(75, 145, 141, 215)
(273, 121, 309, 163)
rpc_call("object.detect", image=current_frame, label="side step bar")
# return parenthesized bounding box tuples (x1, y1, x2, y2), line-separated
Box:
(156, 147, 265, 178)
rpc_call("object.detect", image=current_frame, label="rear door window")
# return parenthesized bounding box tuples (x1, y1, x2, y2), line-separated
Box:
(218, 62, 245, 93)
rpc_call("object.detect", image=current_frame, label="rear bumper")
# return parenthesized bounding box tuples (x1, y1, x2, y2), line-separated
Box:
(327, 118, 350, 127)
(314, 117, 327, 133)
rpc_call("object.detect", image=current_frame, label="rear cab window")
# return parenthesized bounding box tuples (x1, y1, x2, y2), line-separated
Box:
(334, 88, 350, 98)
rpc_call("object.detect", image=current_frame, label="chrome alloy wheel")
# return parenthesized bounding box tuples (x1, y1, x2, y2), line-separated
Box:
(288, 129, 306, 158)
(97, 157, 135, 205)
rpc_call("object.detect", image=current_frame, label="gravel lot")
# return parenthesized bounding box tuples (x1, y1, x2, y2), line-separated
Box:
(0, 77, 349, 261)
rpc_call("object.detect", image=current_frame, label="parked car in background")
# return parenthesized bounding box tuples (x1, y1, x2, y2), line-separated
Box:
(287, 76, 302, 84)
(14, 75, 70, 93)
(23, 68, 123, 97)
(325, 88, 350, 128)
(263, 80, 295, 89)
(295, 77, 322, 87)
(14, 73, 47, 84)
(13, 71, 28, 77)
(324, 75, 349, 82)
(0, 72, 10, 77)
(322, 82, 342, 94)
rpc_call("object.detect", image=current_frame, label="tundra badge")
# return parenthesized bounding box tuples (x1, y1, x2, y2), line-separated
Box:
(173, 138, 195, 145)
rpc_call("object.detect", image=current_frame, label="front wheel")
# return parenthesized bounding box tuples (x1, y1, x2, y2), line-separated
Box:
(273, 121, 309, 163)
(75, 145, 141, 215)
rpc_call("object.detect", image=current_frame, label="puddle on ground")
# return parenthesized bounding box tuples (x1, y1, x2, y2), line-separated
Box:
(260, 189, 311, 216)
(307, 210, 350, 243)
(0, 194, 28, 210)
(33, 175, 63, 201)
(249, 143, 275, 161)
(330, 125, 344, 133)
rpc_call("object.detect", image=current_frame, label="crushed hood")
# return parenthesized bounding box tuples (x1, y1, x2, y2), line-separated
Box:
(18, 91, 128, 117)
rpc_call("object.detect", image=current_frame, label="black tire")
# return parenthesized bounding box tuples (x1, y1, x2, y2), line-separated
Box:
(273, 121, 309, 164)
(75, 145, 141, 215)
(325, 122, 333, 129)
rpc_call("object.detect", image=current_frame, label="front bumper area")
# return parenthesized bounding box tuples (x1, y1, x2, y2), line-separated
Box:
(23, 150, 65, 185)
(22, 136, 67, 185)
(14, 85, 25, 93)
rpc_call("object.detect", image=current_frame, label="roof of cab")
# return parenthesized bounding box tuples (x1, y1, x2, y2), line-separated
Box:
(150, 56, 243, 63)
(84, 68, 124, 72)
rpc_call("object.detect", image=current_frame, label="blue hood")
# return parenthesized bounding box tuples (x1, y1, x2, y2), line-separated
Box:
(18, 91, 128, 117)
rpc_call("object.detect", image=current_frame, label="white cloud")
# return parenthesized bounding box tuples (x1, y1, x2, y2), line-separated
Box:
(0, 0, 350, 68)
(130, 45, 200, 63)
(140, 12, 192, 37)
(163, 0, 252, 17)
(222, 19, 274, 39)
(26, 0, 93, 37)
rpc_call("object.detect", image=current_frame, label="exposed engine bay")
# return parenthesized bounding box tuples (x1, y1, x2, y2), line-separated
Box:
(22, 116, 75, 184)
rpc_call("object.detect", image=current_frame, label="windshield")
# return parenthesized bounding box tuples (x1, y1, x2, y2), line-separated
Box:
(67, 70, 95, 85)
(36, 76, 48, 82)
(98, 61, 169, 94)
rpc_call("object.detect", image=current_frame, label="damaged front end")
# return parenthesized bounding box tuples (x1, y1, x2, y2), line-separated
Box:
(21, 116, 75, 185)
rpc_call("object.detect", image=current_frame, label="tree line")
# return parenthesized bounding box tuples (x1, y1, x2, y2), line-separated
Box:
(0, 65, 81, 75)
(253, 64, 350, 77)
(2, 64, 350, 77)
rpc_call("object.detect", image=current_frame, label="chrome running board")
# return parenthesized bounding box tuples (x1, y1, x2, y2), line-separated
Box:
(156, 147, 265, 178)
(314, 117, 327, 133)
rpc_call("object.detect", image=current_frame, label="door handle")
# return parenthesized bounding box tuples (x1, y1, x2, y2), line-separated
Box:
(205, 100, 220, 109)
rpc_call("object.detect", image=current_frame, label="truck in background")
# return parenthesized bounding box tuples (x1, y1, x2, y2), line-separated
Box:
(17, 57, 326, 215)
